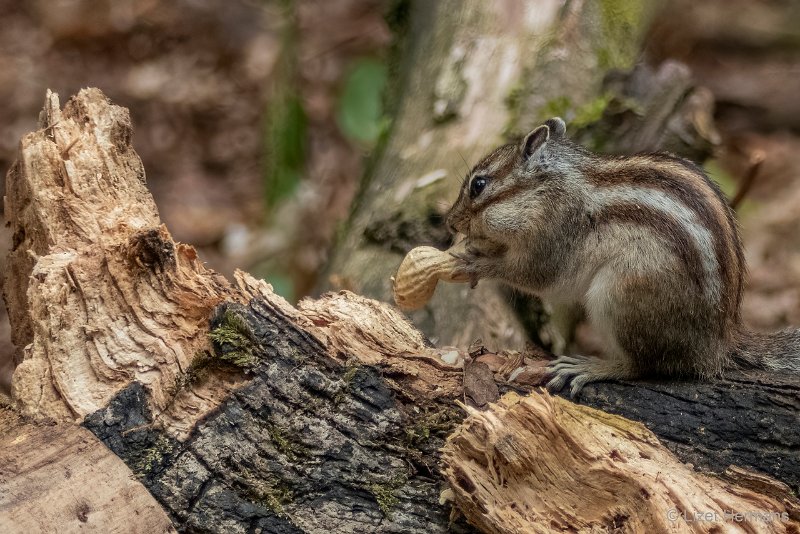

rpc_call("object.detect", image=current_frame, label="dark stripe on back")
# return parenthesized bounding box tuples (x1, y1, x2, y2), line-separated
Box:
(583, 153, 742, 326)
(593, 202, 707, 294)
(682, 157, 747, 323)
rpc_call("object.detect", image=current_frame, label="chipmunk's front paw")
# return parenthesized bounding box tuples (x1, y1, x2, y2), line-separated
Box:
(450, 246, 499, 288)
(544, 355, 604, 398)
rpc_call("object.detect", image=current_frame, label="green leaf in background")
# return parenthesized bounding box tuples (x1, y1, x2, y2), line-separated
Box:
(265, 94, 307, 208)
(250, 259, 295, 302)
(704, 159, 736, 199)
(265, 272, 294, 303)
(337, 58, 388, 146)
(704, 159, 757, 218)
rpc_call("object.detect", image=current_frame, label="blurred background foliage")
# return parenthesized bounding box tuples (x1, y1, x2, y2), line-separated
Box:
(0, 0, 799, 360)
(336, 58, 388, 146)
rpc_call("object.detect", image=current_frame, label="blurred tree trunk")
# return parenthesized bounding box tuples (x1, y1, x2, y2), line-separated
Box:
(323, 0, 656, 350)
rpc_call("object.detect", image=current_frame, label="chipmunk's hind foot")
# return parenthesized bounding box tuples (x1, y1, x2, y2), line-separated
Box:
(545, 354, 633, 398)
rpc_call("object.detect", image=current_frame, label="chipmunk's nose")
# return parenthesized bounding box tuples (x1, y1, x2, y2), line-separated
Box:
(445, 213, 461, 235)
(446, 205, 467, 235)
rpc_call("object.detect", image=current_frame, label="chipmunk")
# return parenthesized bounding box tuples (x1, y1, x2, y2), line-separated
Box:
(447, 117, 800, 396)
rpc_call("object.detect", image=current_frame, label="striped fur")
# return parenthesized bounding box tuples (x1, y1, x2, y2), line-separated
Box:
(447, 117, 799, 394)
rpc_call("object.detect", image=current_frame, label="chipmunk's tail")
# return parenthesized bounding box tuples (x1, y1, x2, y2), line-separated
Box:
(730, 328, 800, 373)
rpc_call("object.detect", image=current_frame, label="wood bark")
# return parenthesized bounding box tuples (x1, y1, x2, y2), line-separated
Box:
(0, 2, 798, 532)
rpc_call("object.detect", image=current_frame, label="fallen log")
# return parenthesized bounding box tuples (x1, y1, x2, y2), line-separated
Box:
(443, 392, 798, 533)
(1, 89, 797, 533)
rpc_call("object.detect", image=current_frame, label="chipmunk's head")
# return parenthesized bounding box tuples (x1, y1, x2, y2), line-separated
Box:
(446, 117, 579, 244)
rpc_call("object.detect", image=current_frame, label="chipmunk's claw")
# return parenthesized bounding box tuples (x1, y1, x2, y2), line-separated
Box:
(450, 244, 504, 287)
(449, 250, 483, 288)
(544, 355, 598, 398)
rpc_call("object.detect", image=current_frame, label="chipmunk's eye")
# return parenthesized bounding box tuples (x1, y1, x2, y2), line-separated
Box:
(469, 176, 489, 199)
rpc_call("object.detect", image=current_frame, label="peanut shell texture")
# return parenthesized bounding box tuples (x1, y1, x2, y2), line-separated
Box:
(392, 244, 470, 311)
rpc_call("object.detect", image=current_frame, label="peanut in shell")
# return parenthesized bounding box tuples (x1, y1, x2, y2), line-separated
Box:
(392, 244, 469, 311)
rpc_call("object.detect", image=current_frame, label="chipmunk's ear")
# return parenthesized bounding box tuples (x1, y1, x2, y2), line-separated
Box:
(522, 117, 566, 162)
(521, 125, 549, 162)
(544, 117, 566, 138)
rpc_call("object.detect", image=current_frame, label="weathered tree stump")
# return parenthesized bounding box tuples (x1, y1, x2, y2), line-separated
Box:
(0, 88, 797, 533)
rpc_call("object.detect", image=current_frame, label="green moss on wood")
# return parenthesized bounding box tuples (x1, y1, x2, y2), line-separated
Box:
(168, 350, 214, 398)
(208, 309, 259, 369)
(404, 405, 464, 449)
(333, 362, 362, 405)
(342, 363, 361, 385)
(268, 424, 308, 461)
(248, 479, 293, 518)
(597, 0, 650, 70)
(404, 422, 430, 447)
(131, 434, 176, 477)
(261, 486, 292, 517)
(538, 94, 612, 130)
(368, 473, 408, 518)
